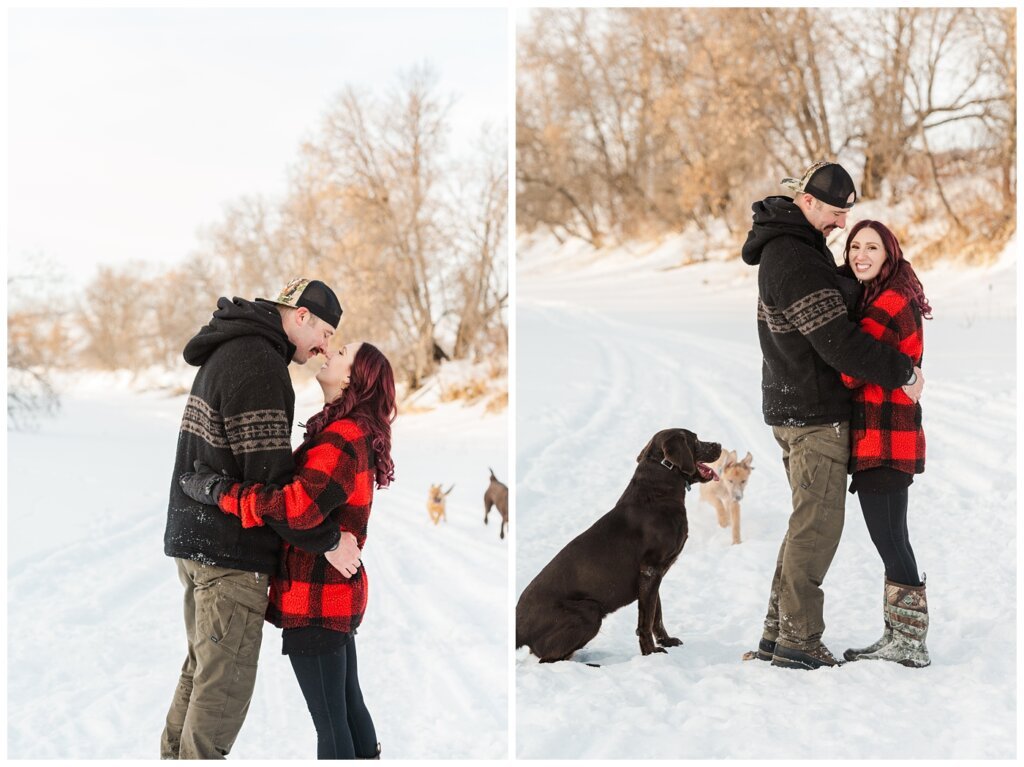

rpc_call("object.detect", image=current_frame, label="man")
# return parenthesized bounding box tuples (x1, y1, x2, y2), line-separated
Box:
(160, 278, 362, 759)
(741, 161, 925, 670)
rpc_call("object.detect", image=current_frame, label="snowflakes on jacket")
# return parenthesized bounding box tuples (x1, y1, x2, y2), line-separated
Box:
(217, 417, 376, 632)
(840, 288, 926, 476)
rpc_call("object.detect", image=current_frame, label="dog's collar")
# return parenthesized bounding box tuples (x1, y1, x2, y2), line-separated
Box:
(653, 457, 692, 491)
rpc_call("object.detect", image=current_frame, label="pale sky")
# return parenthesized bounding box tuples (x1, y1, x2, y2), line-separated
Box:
(7, 8, 508, 288)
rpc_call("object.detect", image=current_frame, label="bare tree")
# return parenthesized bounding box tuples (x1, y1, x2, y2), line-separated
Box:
(451, 126, 509, 360)
(7, 269, 69, 428)
(298, 66, 452, 387)
(516, 7, 1015, 254)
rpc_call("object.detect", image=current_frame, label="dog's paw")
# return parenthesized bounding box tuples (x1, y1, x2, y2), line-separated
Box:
(640, 644, 668, 656)
(658, 636, 683, 648)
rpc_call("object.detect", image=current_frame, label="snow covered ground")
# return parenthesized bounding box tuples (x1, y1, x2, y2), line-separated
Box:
(515, 232, 1017, 759)
(7, 368, 508, 759)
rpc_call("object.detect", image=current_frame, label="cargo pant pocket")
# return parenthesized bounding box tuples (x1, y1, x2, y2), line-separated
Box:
(195, 568, 269, 660)
(792, 423, 850, 503)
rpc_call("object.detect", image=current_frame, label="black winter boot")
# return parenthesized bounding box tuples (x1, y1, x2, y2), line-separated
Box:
(771, 641, 844, 670)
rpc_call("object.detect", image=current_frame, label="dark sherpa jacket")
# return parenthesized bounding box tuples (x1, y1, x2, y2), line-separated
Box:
(164, 297, 340, 573)
(741, 196, 914, 426)
(216, 418, 376, 633)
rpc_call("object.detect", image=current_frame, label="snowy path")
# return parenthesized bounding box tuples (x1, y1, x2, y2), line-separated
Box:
(515, 240, 1016, 759)
(7, 382, 507, 759)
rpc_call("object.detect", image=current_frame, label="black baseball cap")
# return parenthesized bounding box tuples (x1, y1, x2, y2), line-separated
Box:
(781, 161, 858, 209)
(261, 278, 342, 329)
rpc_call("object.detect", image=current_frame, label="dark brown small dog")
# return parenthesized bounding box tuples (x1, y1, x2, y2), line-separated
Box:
(516, 428, 721, 662)
(484, 467, 509, 540)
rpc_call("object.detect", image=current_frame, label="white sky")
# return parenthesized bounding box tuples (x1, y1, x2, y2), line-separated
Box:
(7, 8, 508, 288)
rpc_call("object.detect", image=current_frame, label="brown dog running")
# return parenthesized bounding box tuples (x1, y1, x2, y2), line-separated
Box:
(515, 428, 721, 662)
(427, 484, 453, 525)
(484, 467, 509, 540)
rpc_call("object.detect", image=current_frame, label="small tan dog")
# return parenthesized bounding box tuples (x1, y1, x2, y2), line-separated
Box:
(427, 484, 454, 525)
(698, 450, 754, 544)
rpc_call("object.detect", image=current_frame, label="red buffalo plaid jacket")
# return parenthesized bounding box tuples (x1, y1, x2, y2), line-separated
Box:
(217, 418, 375, 632)
(841, 288, 926, 476)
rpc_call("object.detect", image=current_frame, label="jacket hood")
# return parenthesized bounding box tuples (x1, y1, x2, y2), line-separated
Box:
(183, 297, 295, 366)
(741, 196, 827, 266)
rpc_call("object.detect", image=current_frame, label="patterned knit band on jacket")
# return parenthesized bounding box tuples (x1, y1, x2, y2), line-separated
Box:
(217, 418, 375, 633)
(841, 288, 926, 475)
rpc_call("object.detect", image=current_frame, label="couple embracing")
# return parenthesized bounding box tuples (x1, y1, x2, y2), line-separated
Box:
(160, 278, 396, 759)
(743, 161, 933, 671)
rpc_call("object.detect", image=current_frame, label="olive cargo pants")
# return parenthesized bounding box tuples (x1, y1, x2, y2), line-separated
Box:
(761, 422, 850, 649)
(160, 558, 270, 759)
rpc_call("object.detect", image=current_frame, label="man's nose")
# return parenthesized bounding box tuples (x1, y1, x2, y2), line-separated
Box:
(837, 213, 848, 229)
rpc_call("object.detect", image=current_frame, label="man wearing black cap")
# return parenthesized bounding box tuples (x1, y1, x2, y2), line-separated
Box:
(741, 162, 924, 670)
(160, 278, 361, 759)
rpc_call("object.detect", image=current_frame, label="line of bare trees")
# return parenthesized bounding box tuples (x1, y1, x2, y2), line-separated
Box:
(10, 65, 507, 423)
(517, 8, 1015, 250)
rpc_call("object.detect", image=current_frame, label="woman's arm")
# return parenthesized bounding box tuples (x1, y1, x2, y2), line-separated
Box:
(842, 290, 916, 390)
(220, 421, 373, 530)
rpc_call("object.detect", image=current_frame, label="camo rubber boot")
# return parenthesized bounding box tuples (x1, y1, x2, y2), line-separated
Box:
(843, 579, 893, 661)
(858, 577, 930, 668)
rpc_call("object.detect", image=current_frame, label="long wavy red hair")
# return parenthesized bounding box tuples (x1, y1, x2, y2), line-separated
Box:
(302, 343, 397, 488)
(842, 220, 933, 320)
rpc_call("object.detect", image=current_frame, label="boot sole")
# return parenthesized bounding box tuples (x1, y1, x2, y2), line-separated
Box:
(846, 652, 929, 667)
(772, 648, 844, 670)
(897, 659, 930, 668)
(770, 655, 826, 670)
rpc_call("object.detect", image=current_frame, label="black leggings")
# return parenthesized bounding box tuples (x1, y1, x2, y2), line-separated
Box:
(857, 488, 921, 587)
(288, 638, 377, 760)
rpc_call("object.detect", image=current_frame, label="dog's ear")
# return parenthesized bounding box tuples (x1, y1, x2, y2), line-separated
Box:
(741, 451, 753, 468)
(663, 432, 696, 474)
(724, 449, 737, 468)
(636, 436, 655, 464)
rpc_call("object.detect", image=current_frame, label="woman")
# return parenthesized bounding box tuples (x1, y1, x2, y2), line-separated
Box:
(839, 220, 932, 668)
(180, 341, 396, 758)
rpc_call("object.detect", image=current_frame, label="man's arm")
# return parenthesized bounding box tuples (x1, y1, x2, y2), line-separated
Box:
(266, 517, 342, 555)
(773, 256, 915, 390)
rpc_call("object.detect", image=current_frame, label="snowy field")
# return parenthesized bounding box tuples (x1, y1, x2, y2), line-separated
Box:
(515, 232, 1017, 759)
(7, 369, 508, 759)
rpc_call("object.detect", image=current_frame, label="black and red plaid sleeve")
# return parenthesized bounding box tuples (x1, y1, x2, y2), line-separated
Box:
(217, 419, 375, 531)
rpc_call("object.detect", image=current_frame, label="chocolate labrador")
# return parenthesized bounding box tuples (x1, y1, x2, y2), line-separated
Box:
(516, 428, 721, 662)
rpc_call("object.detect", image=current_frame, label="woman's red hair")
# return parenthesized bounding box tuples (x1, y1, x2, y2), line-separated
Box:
(842, 220, 933, 320)
(303, 343, 397, 488)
